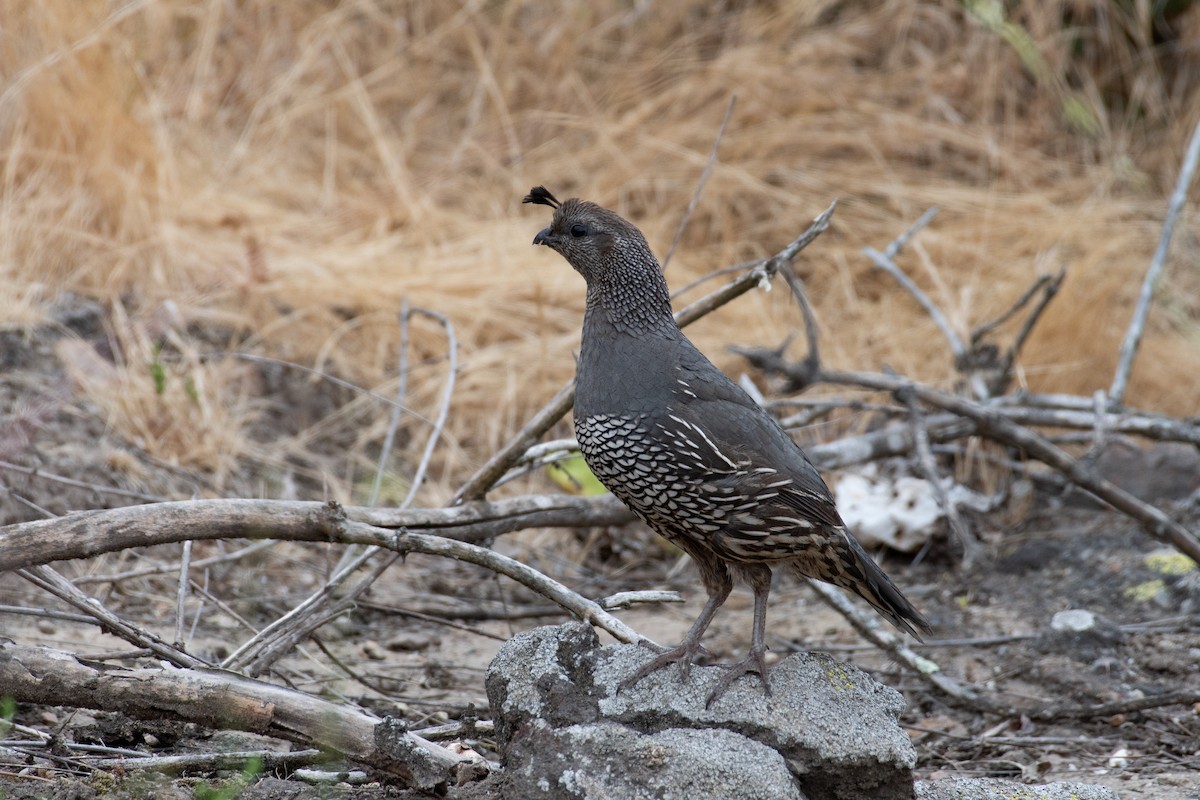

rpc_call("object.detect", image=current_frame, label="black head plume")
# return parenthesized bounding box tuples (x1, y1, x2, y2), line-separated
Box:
(523, 186, 560, 209)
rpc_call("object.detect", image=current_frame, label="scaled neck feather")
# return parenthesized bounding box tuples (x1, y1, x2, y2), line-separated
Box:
(583, 256, 676, 338)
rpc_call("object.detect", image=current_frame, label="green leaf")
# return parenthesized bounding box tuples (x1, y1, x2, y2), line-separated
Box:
(548, 452, 607, 496)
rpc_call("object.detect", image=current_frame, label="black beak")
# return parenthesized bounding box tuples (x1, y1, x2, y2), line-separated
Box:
(533, 227, 553, 246)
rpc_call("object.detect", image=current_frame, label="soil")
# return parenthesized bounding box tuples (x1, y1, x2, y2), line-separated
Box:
(1, 307, 1198, 799)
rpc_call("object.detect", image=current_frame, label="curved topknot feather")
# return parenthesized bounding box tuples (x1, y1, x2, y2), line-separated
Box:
(523, 186, 560, 209)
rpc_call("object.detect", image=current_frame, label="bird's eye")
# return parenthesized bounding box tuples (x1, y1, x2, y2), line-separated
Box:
(570, 224, 588, 238)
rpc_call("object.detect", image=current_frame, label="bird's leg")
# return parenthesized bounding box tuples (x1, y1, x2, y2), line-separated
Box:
(706, 563, 773, 707)
(619, 552, 732, 693)
(619, 585, 729, 691)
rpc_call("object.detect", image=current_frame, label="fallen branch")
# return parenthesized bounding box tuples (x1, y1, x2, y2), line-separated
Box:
(0, 494, 633, 572)
(820, 369, 1200, 564)
(0, 498, 649, 647)
(18, 564, 208, 669)
(91, 748, 328, 775)
(0, 641, 482, 788)
(735, 346, 1200, 563)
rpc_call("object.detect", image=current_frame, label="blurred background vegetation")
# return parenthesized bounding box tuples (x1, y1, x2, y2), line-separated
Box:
(1, 0, 1197, 504)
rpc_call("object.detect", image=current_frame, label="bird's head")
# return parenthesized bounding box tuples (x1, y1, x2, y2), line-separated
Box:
(523, 186, 658, 287)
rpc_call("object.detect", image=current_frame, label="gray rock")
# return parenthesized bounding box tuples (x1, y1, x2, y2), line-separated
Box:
(483, 623, 1134, 800)
(486, 622, 913, 800)
(503, 720, 805, 800)
(915, 777, 1119, 799)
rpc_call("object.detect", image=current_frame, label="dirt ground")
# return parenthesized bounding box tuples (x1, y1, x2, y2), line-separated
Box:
(1, 309, 1198, 799)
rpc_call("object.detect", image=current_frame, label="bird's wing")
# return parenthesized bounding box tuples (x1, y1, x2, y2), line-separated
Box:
(670, 339, 843, 527)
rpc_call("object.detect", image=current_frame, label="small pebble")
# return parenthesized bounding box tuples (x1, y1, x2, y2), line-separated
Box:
(386, 632, 433, 652)
(1050, 609, 1096, 632)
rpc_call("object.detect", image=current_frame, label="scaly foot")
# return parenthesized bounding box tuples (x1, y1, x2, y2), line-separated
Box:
(619, 639, 711, 693)
(705, 647, 771, 708)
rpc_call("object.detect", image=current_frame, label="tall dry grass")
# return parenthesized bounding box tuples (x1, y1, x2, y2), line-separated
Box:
(1, 0, 1197, 500)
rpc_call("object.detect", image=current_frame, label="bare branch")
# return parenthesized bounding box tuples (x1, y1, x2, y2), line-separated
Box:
(820, 369, 1200, 563)
(863, 207, 964, 361)
(1111, 113, 1200, 405)
(253, 308, 460, 674)
(0, 641, 481, 788)
(970, 272, 1058, 344)
(90, 749, 328, 775)
(328, 516, 652, 645)
(174, 539, 192, 647)
(805, 579, 1000, 711)
(811, 578, 1200, 721)
(368, 295, 411, 508)
(17, 565, 209, 668)
(986, 269, 1065, 396)
(773, 260, 821, 387)
(400, 308, 458, 508)
(0, 458, 167, 503)
(0, 498, 649, 646)
(662, 94, 736, 270)
(893, 380, 982, 567)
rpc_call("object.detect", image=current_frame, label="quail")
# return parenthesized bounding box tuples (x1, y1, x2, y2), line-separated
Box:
(524, 186, 930, 704)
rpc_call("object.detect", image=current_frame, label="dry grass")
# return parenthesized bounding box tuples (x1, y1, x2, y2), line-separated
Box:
(1, 0, 1198, 500)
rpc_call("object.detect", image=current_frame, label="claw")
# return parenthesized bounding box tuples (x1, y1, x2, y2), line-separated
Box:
(704, 648, 771, 708)
(618, 640, 709, 694)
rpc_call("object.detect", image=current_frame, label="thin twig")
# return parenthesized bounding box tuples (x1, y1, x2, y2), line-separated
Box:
(1111, 113, 1200, 405)
(369, 295, 411, 508)
(1025, 688, 1200, 722)
(863, 207, 969, 368)
(174, 539, 191, 647)
(0, 605, 97, 625)
(774, 260, 821, 387)
(893, 378, 982, 568)
(73, 540, 277, 585)
(188, 578, 259, 635)
(986, 269, 1064, 396)
(970, 272, 1057, 344)
(0, 459, 166, 503)
(400, 308, 458, 508)
(209, 352, 433, 425)
(1084, 389, 1111, 464)
(820, 369, 1200, 563)
(357, 599, 509, 641)
(662, 95, 736, 270)
(18, 565, 208, 669)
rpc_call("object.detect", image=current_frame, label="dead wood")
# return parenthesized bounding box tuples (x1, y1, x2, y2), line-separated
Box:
(0, 494, 632, 572)
(0, 498, 648, 648)
(0, 640, 482, 788)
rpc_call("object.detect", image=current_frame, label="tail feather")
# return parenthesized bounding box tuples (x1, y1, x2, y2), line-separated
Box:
(849, 551, 931, 640)
(792, 532, 931, 640)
